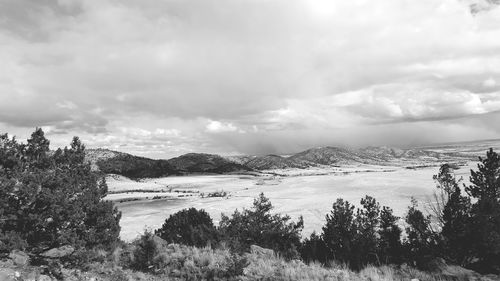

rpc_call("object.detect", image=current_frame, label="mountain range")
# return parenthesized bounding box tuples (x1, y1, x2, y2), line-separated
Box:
(85, 145, 471, 179)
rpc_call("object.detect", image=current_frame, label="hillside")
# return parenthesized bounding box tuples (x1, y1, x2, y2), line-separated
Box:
(86, 149, 252, 178)
(167, 153, 253, 173)
(246, 146, 467, 170)
(288, 146, 373, 166)
(244, 154, 306, 170)
(86, 145, 470, 178)
(86, 148, 178, 178)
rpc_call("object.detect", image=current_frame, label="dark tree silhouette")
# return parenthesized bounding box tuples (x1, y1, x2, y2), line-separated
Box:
(300, 231, 328, 264)
(404, 198, 438, 268)
(322, 198, 356, 265)
(466, 148, 500, 273)
(155, 208, 218, 248)
(378, 206, 403, 264)
(219, 193, 303, 259)
(352, 196, 381, 268)
(0, 129, 121, 254)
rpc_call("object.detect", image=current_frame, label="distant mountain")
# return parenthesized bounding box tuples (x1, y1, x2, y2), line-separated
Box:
(167, 153, 252, 174)
(289, 147, 371, 166)
(86, 148, 177, 178)
(245, 154, 305, 170)
(243, 146, 467, 170)
(86, 144, 471, 178)
(358, 146, 446, 162)
(86, 149, 251, 178)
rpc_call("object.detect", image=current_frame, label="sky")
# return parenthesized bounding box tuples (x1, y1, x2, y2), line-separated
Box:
(1, 0, 500, 159)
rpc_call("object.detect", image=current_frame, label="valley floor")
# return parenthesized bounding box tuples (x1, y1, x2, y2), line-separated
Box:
(107, 163, 475, 241)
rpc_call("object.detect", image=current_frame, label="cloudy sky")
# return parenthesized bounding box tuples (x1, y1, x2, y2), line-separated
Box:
(1, 0, 500, 158)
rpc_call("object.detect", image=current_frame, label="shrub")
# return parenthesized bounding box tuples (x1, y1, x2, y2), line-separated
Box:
(155, 208, 218, 248)
(130, 230, 164, 271)
(0, 129, 121, 254)
(300, 231, 328, 264)
(404, 198, 438, 269)
(219, 193, 303, 259)
(0, 231, 28, 254)
(127, 231, 247, 280)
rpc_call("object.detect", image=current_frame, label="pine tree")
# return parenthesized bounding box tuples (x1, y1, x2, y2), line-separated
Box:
(404, 198, 437, 268)
(322, 198, 356, 265)
(219, 193, 303, 259)
(353, 196, 380, 268)
(378, 206, 403, 264)
(466, 148, 500, 272)
(430, 164, 473, 266)
(0, 129, 121, 254)
(441, 187, 472, 265)
(300, 231, 328, 264)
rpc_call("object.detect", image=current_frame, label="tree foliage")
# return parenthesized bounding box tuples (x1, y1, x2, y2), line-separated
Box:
(352, 196, 381, 267)
(319, 196, 402, 269)
(0, 129, 121, 254)
(155, 208, 218, 248)
(219, 193, 303, 259)
(300, 231, 328, 264)
(378, 206, 403, 264)
(429, 164, 473, 266)
(404, 198, 438, 268)
(466, 148, 500, 272)
(322, 198, 356, 265)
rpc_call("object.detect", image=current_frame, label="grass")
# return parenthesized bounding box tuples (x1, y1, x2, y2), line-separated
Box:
(5, 234, 497, 281)
(99, 234, 496, 281)
(5, 250, 497, 281)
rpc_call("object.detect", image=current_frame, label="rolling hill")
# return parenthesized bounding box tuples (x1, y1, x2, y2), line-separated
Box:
(86, 145, 471, 178)
(167, 153, 252, 173)
(86, 148, 177, 178)
(85, 149, 252, 178)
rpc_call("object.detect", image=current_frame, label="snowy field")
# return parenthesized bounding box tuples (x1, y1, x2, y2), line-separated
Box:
(108, 162, 476, 241)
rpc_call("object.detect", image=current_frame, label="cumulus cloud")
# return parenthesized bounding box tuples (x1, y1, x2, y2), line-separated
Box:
(206, 121, 241, 133)
(1, 0, 500, 157)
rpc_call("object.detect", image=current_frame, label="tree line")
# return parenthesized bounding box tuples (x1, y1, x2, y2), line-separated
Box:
(154, 153, 500, 274)
(1, 129, 500, 274)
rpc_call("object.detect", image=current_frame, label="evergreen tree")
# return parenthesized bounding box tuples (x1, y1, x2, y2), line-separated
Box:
(404, 198, 437, 268)
(441, 186, 472, 266)
(219, 193, 303, 259)
(378, 206, 403, 264)
(352, 196, 380, 268)
(322, 198, 356, 265)
(0, 129, 121, 254)
(155, 208, 218, 247)
(428, 164, 473, 265)
(466, 148, 500, 272)
(300, 231, 328, 264)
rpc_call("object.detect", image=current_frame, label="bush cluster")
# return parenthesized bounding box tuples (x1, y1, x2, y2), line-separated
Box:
(154, 193, 303, 260)
(300, 196, 404, 270)
(0, 129, 121, 256)
(126, 230, 247, 280)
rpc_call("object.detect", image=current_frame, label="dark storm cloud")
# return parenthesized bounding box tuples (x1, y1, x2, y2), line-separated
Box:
(0, 0, 83, 41)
